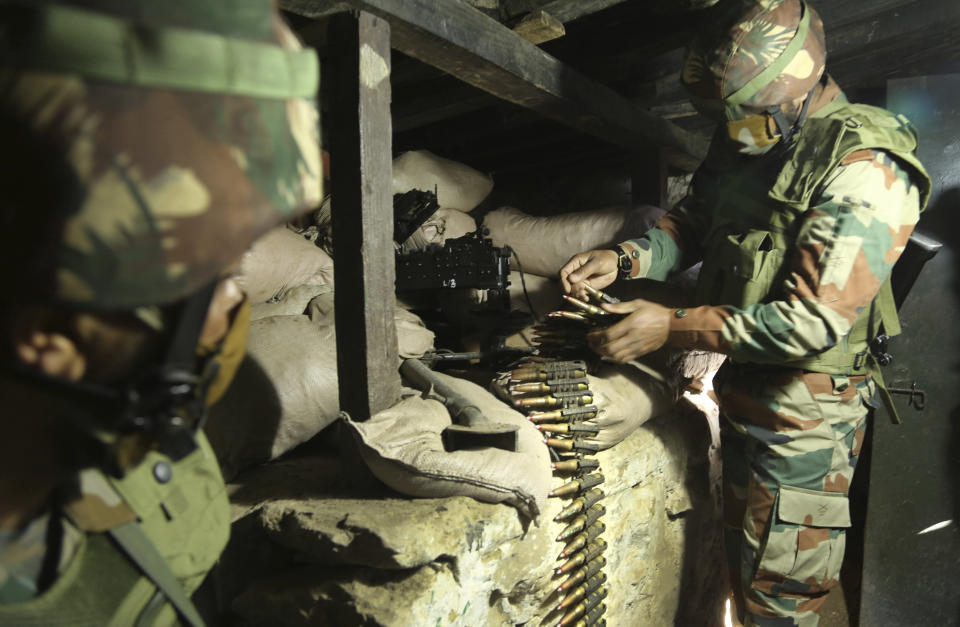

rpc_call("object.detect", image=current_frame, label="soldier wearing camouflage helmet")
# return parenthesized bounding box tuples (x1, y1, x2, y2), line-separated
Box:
(0, 0, 321, 624)
(560, 0, 929, 625)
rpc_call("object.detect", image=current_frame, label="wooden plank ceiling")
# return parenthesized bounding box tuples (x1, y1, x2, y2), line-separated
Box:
(285, 0, 960, 177)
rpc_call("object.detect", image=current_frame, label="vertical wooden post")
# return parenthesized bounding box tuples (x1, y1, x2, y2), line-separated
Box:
(329, 11, 401, 420)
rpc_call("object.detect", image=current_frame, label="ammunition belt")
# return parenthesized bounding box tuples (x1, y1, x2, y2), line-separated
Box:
(502, 351, 608, 627)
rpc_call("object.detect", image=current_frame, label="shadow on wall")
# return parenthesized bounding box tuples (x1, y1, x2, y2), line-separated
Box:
(932, 187, 960, 608)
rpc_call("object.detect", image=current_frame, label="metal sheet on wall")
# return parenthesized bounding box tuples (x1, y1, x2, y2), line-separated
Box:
(860, 74, 960, 626)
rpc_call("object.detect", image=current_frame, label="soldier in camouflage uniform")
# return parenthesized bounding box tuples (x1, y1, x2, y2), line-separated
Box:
(560, 1, 929, 625)
(0, 1, 321, 624)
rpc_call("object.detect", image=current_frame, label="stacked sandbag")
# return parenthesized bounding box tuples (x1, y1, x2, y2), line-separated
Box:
(343, 371, 551, 520)
(482, 205, 665, 279)
(206, 301, 436, 481)
(237, 226, 334, 303)
(392, 150, 493, 213)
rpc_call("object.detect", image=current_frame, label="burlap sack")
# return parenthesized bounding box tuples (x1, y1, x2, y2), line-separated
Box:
(482, 205, 666, 278)
(206, 307, 436, 480)
(344, 372, 551, 520)
(250, 284, 332, 322)
(586, 359, 681, 450)
(237, 227, 334, 304)
(392, 150, 493, 213)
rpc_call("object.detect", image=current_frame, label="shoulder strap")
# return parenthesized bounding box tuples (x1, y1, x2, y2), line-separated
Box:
(108, 522, 206, 627)
(770, 103, 931, 212)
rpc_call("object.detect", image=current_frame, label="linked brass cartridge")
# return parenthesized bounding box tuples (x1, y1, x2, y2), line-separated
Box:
(561, 294, 611, 317)
(551, 456, 600, 472)
(558, 521, 606, 558)
(556, 572, 607, 612)
(547, 310, 591, 324)
(510, 378, 589, 395)
(529, 406, 598, 424)
(544, 438, 600, 454)
(538, 422, 600, 435)
(556, 587, 607, 627)
(573, 604, 606, 627)
(556, 556, 606, 593)
(549, 473, 604, 498)
(554, 538, 607, 575)
(516, 392, 593, 409)
(584, 283, 619, 304)
(556, 504, 605, 541)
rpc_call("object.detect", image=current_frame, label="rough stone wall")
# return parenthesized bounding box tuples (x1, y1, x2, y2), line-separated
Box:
(216, 395, 727, 626)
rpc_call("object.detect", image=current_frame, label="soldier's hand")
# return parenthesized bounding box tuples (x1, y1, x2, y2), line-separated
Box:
(559, 249, 619, 299)
(585, 298, 671, 362)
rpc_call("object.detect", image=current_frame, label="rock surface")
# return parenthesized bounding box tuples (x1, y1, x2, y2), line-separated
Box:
(221, 395, 727, 626)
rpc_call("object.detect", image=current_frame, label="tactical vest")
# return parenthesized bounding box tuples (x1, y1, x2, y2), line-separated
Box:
(692, 101, 931, 419)
(0, 433, 230, 626)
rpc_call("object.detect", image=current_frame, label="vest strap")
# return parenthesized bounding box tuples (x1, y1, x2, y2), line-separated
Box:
(109, 522, 206, 627)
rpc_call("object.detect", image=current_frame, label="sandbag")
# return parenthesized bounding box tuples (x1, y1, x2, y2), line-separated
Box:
(399, 208, 478, 253)
(206, 307, 436, 480)
(344, 371, 551, 520)
(237, 227, 334, 304)
(482, 205, 665, 278)
(250, 284, 331, 322)
(205, 315, 339, 481)
(392, 150, 493, 213)
(586, 359, 680, 450)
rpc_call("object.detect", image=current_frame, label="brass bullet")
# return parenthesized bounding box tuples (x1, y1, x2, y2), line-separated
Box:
(551, 456, 600, 472)
(556, 556, 607, 593)
(556, 504, 605, 541)
(562, 294, 609, 317)
(584, 283, 619, 304)
(547, 311, 591, 324)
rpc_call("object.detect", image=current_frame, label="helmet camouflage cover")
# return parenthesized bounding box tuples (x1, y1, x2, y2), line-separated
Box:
(0, 0, 322, 310)
(681, 0, 826, 121)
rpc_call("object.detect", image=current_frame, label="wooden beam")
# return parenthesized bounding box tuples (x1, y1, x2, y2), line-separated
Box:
(519, 0, 629, 24)
(281, 0, 708, 171)
(512, 10, 566, 45)
(328, 11, 401, 420)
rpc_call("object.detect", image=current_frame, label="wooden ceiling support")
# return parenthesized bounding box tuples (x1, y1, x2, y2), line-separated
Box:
(281, 0, 708, 170)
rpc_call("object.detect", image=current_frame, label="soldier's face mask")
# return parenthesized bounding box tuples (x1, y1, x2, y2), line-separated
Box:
(725, 112, 782, 155)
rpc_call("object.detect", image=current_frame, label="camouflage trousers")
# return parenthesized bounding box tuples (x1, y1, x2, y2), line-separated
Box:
(716, 363, 874, 627)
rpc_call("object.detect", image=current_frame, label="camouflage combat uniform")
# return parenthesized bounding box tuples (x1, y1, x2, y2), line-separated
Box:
(0, 436, 230, 626)
(613, 2, 929, 625)
(0, 1, 321, 624)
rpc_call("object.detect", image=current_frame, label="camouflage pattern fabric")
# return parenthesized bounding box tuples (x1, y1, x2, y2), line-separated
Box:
(0, 514, 50, 603)
(614, 93, 925, 624)
(0, 0, 322, 310)
(717, 366, 873, 626)
(682, 0, 826, 120)
(0, 434, 227, 625)
(639, 147, 922, 363)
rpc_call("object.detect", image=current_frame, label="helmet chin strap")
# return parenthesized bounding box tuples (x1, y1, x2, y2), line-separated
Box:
(1, 281, 218, 475)
(767, 77, 821, 147)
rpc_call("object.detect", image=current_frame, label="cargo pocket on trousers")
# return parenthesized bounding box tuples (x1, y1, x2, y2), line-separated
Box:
(756, 485, 850, 591)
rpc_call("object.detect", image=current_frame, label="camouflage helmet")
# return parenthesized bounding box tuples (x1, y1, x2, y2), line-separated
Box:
(0, 0, 322, 310)
(681, 0, 826, 122)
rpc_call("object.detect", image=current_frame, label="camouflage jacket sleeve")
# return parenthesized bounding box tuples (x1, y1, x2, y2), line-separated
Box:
(668, 150, 922, 362)
(616, 194, 710, 281)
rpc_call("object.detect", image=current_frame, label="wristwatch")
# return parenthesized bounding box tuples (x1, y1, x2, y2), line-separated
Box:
(609, 245, 633, 280)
